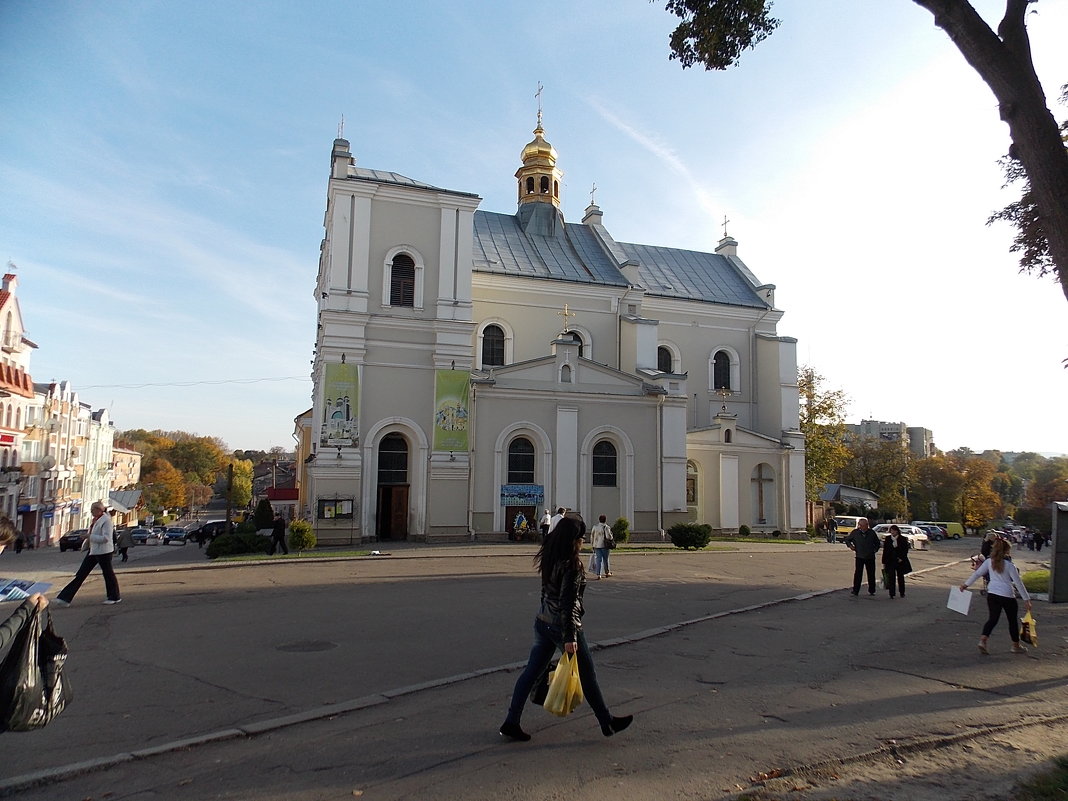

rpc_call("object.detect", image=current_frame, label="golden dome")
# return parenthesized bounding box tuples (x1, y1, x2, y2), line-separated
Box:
(521, 124, 558, 165)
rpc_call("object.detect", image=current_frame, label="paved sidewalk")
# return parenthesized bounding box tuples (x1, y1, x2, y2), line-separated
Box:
(0, 539, 1060, 799)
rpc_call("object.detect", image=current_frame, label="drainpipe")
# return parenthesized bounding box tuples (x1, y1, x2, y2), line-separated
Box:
(467, 382, 477, 541)
(657, 393, 664, 539)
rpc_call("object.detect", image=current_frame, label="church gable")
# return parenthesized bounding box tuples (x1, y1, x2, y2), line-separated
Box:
(481, 355, 651, 396)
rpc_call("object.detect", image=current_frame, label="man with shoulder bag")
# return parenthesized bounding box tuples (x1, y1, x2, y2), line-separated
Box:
(590, 515, 614, 578)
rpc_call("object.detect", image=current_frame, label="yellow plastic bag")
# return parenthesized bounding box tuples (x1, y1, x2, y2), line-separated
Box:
(1021, 611, 1038, 647)
(543, 652, 584, 717)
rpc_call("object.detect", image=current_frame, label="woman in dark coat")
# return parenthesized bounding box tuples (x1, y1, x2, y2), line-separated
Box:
(881, 524, 911, 599)
(499, 516, 633, 742)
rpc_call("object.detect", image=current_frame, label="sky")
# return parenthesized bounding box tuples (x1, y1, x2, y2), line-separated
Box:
(1, 0, 1066, 455)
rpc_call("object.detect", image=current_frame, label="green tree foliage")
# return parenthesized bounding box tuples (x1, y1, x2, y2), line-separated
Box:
(166, 437, 227, 486)
(610, 517, 631, 544)
(798, 367, 850, 502)
(908, 455, 966, 521)
(840, 439, 911, 518)
(288, 520, 316, 553)
(661, 1, 1068, 303)
(227, 459, 254, 509)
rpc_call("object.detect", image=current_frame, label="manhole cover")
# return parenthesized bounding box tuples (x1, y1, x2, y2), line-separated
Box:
(276, 640, 338, 653)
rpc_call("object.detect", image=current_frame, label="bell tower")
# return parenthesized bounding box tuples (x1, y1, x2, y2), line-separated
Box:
(515, 87, 563, 209)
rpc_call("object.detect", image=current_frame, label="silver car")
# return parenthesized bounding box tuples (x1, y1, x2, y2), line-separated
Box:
(873, 523, 929, 551)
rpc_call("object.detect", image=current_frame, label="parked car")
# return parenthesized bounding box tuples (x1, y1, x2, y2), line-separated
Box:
(162, 527, 189, 546)
(59, 529, 89, 552)
(129, 527, 162, 546)
(916, 524, 947, 541)
(873, 523, 930, 551)
(911, 520, 964, 539)
(188, 520, 236, 543)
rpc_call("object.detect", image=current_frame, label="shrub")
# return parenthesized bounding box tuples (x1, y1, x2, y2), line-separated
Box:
(206, 531, 272, 559)
(805, 524, 815, 538)
(611, 517, 630, 544)
(254, 498, 275, 529)
(668, 522, 713, 550)
(738, 524, 751, 537)
(288, 520, 316, 553)
(237, 519, 258, 534)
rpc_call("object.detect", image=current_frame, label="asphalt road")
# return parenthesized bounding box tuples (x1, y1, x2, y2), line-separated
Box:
(0, 537, 1063, 800)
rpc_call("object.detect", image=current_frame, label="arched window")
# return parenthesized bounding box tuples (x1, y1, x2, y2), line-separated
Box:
(378, 433, 408, 484)
(657, 346, 673, 373)
(507, 437, 535, 484)
(563, 331, 584, 357)
(592, 441, 617, 487)
(713, 350, 731, 390)
(526, 176, 535, 194)
(389, 254, 416, 307)
(686, 460, 698, 505)
(724, 429, 733, 443)
(540, 176, 550, 194)
(560, 364, 572, 383)
(482, 324, 505, 367)
(553, 180, 559, 198)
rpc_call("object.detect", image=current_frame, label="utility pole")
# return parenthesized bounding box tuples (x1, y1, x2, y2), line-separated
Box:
(225, 463, 234, 532)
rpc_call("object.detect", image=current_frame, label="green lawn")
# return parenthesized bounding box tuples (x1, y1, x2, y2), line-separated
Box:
(1022, 569, 1050, 594)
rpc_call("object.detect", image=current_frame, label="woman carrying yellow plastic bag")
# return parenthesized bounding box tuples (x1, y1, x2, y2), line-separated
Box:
(499, 516, 633, 741)
(1021, 611, 1038, 647)
(543, 652, 584, 716)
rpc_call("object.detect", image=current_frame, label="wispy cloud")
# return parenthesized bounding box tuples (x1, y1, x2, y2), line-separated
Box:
(586, 95, 725, 221)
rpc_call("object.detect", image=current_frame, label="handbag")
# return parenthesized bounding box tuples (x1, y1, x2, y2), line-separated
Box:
(0, 608, 72, 732)
(1020, 611, 1039, 647)
(543, 652, 584, 717)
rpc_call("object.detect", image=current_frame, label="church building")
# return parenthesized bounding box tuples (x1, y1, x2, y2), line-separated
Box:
(299, 118, 805, 543)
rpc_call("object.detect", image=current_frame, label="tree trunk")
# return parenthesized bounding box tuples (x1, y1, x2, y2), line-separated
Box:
(913, 0, 1068, 303)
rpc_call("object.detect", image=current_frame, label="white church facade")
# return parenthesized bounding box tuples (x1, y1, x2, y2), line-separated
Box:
(300, 121, 805, 543)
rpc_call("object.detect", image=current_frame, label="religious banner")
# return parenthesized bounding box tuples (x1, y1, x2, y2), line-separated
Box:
(321, 362, 359, 447)
(432, 370, 470, 452)
(500, 484, 544, 507)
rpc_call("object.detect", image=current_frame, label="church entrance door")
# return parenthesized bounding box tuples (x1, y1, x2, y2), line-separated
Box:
(376, 485, 409, 540)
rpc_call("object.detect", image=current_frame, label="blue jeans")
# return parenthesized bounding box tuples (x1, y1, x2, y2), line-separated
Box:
(504, 618, 611, 727)
(593, 547, 610, 576)
(58, 552, 121, 602)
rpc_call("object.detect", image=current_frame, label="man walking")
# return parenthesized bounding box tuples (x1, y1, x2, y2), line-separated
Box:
(54, 501, 121, 606)
(269, 513, 289, 556)
(844, 517, 880, 597)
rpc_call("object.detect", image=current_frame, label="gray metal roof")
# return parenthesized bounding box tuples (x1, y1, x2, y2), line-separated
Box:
(473, 209, 629, 287)
(349, 167, 479, 198)
(472, 208, 768, 308)
(618, 242, 767, 308)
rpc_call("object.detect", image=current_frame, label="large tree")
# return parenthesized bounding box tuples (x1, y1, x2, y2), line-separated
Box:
(840, 439, 912, 518)
(663, 1, 1068, 303)
(797, 366, 850, 502)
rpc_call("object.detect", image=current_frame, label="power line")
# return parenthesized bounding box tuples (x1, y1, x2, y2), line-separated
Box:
(77, 376, 309, 390)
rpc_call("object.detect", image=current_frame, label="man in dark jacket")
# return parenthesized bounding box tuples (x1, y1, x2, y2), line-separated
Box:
(268, 514, 289, 556)
(844, 517, 880, 596)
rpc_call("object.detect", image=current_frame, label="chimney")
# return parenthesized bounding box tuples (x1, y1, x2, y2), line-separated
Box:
(715, 235, 738, 258)
(331, 138, 354, 179)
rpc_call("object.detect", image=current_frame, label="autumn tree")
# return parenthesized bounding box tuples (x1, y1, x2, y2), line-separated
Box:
(947, 451, 1003, 528)
(840, 439, 912, 518)
(662, 1, 1068, 303)
(1025, 456, 1068, 507)
(798, 366, 850, 502)
(140, 456, 186, 511)
(166, 437, 227, 486)
(908, 455, 966, 520)
(226, 459, 254, 509)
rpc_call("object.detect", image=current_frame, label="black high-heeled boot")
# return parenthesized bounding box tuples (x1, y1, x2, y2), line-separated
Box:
(601, 714, 633, 737)
(499, 721, 531, 741)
